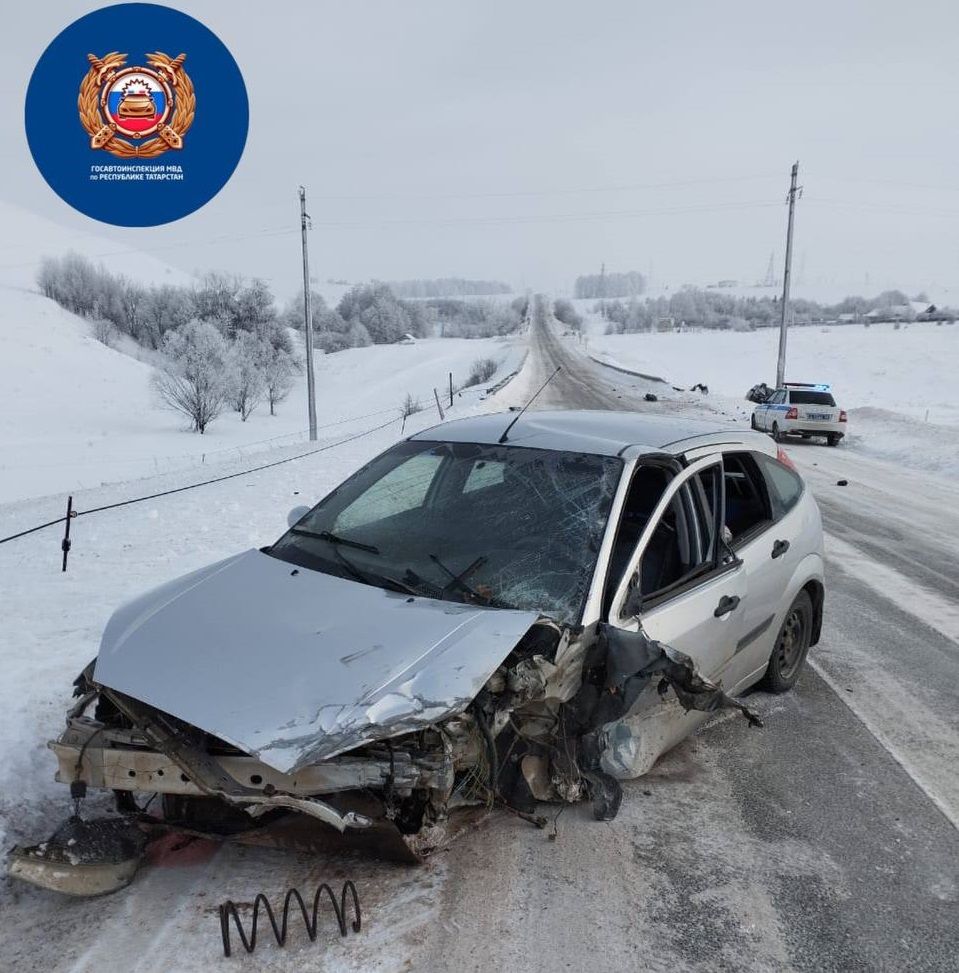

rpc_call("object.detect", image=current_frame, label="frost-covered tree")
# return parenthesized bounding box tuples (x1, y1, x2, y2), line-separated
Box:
(260, 343, 298, 416)
(282, 290, 327, 332)
(152, 320, 230, 433)
(234, 278, 276, 335)
(227, 331, 267, 421)
(139, 284, 194, 349)
(553, 299, 583, 332)
(574, 271, 646, 299)
(192, 272, 241, 330)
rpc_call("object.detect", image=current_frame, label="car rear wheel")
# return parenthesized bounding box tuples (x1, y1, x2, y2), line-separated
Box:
(772, 422, 784, 443)
(827, 433, 841, 447)
(760, 590, 813, 693)
(750, 413, 759, 430)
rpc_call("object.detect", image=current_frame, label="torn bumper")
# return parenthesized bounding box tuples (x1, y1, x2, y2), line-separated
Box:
(51, 714, 456, 832)
(7, 817, 146, 897)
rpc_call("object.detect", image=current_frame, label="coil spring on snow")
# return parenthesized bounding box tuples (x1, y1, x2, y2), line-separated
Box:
(218, 880, 361, 957)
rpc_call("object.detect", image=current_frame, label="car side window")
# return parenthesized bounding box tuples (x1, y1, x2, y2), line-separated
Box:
(602, 464, 672, 617)
(335, 451, 444, 530)
(691, 463, 724, 565)
(634, 484, 697, 603)
(618, 458, 727, 616)
(754, 452, 805, 518)
(721, 452, 773, 544)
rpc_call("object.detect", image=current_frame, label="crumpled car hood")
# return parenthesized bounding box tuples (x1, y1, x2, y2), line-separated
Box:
(93, 549, 539, 773)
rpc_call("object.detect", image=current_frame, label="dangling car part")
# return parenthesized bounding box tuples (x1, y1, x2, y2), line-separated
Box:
(9, 412, 824, 896)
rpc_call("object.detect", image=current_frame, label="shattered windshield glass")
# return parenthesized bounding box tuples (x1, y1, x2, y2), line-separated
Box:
(269, 440, 622, 624)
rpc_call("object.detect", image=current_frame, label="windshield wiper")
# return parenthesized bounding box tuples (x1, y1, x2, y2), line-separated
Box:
(290, 527, 380, 554)
(429, 553, 491, 604)
(289, 527, 419, 594)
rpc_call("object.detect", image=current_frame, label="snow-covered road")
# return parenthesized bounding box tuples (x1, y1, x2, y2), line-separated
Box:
(1, 313, 957, 972)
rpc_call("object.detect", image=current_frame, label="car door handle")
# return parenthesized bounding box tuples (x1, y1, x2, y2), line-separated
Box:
(771, 539, 790, 559)
(714, 595, 741, 617)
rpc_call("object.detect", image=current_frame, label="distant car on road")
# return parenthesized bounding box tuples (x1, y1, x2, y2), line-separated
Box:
(751, 382, 847, 446)
(10, 412, 825, 896)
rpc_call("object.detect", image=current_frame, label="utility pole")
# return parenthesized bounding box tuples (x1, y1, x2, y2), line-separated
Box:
(599, 261, 606, 319)
(776, 162, 801, 388)
(299, 186, 318, 441)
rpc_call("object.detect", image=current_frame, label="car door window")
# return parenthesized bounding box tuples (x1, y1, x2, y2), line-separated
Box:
(721, 452, 773, 545)
(602, 464, 672, 615)
(611, 456, 727, 619)
(754, 451, 805, 518)
(691, 463, 726, 565)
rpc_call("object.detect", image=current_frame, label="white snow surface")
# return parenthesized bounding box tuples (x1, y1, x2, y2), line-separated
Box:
(0, 284, 524, 503)
(0, 200, 190, 291)
(586, 317, 959, 475)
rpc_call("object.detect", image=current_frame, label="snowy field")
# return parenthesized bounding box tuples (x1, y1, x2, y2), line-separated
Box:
(585, 318, 959, 475)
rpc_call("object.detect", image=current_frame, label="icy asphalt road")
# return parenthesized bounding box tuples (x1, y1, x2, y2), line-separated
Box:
(2, 316, 957, 973)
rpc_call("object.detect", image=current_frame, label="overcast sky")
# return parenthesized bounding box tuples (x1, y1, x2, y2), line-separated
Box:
(4, 0, 958, 301)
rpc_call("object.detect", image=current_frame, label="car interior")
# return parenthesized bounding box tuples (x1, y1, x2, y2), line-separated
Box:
(721, 452, 773, 542)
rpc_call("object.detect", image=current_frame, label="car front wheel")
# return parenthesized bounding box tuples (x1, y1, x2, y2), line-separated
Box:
(760, 590, 813, 693)
(750, 413, 759, 430)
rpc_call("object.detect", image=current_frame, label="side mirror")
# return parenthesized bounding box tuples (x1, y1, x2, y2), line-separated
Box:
(287, 505, 311, 529)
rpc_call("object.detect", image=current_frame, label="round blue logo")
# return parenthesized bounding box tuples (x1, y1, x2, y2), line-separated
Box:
(25, 3, 248, 226)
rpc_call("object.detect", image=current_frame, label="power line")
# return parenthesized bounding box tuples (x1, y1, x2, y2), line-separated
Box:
(309, 173, 783, 202)
(0, 415, 401, 548)
(310, 199, 784, 229)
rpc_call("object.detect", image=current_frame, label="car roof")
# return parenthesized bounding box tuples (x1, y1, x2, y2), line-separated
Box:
(410, 409, 770, 458)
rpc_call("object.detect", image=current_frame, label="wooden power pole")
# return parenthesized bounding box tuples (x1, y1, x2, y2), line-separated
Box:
(776, 162, 800, 388)
(299, 186, 318, 441)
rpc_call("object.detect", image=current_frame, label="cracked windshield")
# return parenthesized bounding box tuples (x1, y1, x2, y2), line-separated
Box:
(269, 440, 622, 623)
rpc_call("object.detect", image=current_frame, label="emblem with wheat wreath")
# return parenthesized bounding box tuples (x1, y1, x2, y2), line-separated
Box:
(78, 51, 195, 159)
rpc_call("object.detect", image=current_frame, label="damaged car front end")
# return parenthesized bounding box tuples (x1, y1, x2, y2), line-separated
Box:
(12, 414, 816, 896)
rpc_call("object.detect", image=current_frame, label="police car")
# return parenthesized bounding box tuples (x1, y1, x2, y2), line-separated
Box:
(751, 382, 847, 446)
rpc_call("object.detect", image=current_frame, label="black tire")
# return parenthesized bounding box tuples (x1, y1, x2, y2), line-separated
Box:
(760, 590, 813, 693)
(772, 422, 784, 443)
(750, 413, 759, 430)
(827, 433, 841, 447)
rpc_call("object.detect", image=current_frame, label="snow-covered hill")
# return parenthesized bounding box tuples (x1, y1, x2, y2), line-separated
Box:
(0, 201, 188, 291)
(0, 297, 527, 507)
(0, 287, 524, 504)
(0, 201, 528, 504)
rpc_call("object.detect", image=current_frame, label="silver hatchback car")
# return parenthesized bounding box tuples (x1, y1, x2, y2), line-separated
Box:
(12, 411, 825, 894)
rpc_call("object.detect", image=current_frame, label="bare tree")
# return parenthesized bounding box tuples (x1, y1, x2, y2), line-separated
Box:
(465, 357, 498, 386)
(152, 320, 229, 433)
(399, 392, 422, 432)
